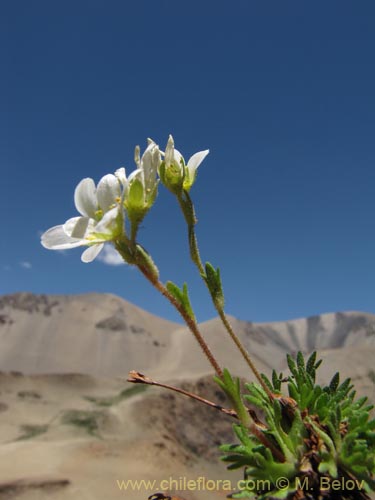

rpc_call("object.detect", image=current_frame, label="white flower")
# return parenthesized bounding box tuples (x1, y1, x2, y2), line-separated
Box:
(161, 135, 209, 192)
(41, 175, 123, 263)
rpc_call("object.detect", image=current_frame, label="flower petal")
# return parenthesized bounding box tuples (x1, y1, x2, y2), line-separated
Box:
(97, 174, 121, 212)
(115, 167, 127, 187)
(186, 150, 209, 174)
(165, 135, 175, 166)
(94, 206, 120, 235)
(127, 168, 143, 183)
(141, 142, 160, 192)
(74, 178, 97, 218)
(81, 243, 104, 263)
(63, 216, 92, 239)
(41, 225, 83, 250)
(173, 148, 184, 168)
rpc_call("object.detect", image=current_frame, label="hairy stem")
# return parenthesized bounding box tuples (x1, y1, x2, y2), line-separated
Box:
(138, 264, 223, 378)
(217, 309, 273, 399)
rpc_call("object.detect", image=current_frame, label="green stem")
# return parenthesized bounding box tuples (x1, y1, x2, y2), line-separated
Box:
(130, 222, 138, 245)
(177, 190, 274, 400)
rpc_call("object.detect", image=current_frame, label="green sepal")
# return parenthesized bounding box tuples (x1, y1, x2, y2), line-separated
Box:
(124, 179, 148, 236)
(165, 281, 195, 321)
(182, 164, 196, 191)
(158, 160, 184, 195)
(128, 178, 144, 207)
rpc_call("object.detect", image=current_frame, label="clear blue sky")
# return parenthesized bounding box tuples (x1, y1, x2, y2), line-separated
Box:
(2, 1, 375, 324)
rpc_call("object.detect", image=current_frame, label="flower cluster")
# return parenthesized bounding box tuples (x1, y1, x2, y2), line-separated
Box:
(41, 136, 209, 262)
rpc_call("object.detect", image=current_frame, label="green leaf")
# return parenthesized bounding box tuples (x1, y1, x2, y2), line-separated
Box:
(204, 262, 225, 309)
(181, 283, 195, 320)
(261, 374, 273, 392)
(329, 372, 340, 392)
(272, 369, 281, 391)
(166, 280, 181, 301)
(166, 281, 195, 321)
(217, 369, 251, 427)
(306, 351, 317, 375)
(288, 382, 299, 403)
(314, 359, 322, 371)
(297, 351, 305, 372)
(287, 354, 298, 378)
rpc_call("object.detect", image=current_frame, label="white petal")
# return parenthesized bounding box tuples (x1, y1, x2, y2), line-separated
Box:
(141, 142, 160, 191)
(95, 206, 120, 235)
(74, 178, 98, 218)
(97, 174, 120, 211)
(63, 216, 92, 239)
(127, 168, 143, 183)
(41, 225, 83, 250)
(173, 148, 184, 168)
(124, 168, 143, 197)
(81, 243, 104, 263)
(115, 167, 127, 186)
(186, 150, 209, 175)
(165, 135, 175, 165)
(134, 145, 141, 167)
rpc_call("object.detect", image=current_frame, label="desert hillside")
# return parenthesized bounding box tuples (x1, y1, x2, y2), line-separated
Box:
(0, 292, 179, 377)
(0, 292, 374, 500)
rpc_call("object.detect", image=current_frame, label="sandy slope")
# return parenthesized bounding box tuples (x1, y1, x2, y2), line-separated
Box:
(0, 372, 242, 500)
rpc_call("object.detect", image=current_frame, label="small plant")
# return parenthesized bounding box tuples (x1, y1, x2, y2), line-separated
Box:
(218, 352, 375, 499)
(16, 423, 48, 441)
(84, 384, 148, 407)
(41, 135, 375, 499)
(61, 409, 105, 437)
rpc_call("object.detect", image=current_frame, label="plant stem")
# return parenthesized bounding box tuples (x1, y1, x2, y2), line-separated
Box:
(217, 309, 273, 399)
(128, 371, 236, 418)
(177, 191, 274, 399)
(138, 264, 223, 378)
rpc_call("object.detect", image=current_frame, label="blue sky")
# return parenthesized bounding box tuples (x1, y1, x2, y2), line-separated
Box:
(2, 1, 375, 324)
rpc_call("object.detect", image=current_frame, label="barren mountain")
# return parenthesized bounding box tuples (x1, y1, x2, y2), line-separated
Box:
(1, 292, 374, 394)
(0, 292, 179, 377)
